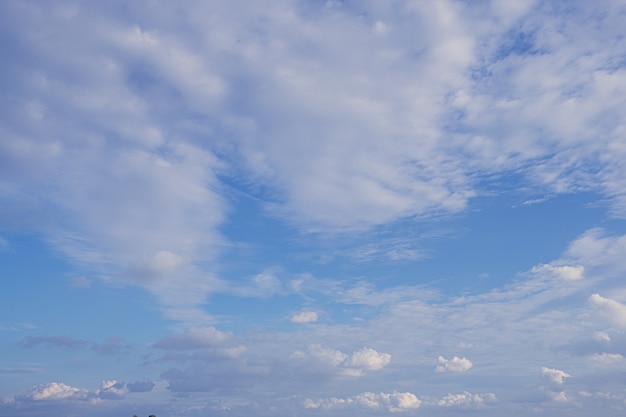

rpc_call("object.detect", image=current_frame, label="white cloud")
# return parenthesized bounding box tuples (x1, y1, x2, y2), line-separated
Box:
(566, 229, 626, 271)
(5, 1, 626, 415)
(436, 356, 473, 373)
(290, 345, 390, 377)
(11, 380, 134, 406)
(588, 293, 626, 329)
(436, 391, 497, 408)
(290, 311, 318, 323)
(304, 391, 421, 412)
(532, 264, 584, 280)
(21, 382, 88, 402)
(96, 380, 127, 399)
(541, 367, 571, 385)
(347, 347, 392, 371)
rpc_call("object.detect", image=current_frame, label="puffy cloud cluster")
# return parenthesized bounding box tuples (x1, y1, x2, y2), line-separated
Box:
(21, 382, 88, 402)
(435, 355, 473, 373)
(290, 345, 391, 377)
(10, 379, 154, 405)
(95, 380, 127, 400)
(436, 391, 497, 408)
(542, 367, 571, 385)
(290, 310, 318, 323)
(304, 391, 421, 413)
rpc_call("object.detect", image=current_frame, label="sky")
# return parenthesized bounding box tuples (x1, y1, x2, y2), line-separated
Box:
(2, 0, 626, 416)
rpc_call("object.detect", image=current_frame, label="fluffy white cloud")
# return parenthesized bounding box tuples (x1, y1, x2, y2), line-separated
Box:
(347, 347, 392, 371)
(13, 380, 132, 404)
(588, 293, 626, 329)
(436, 391, 497, 408)
(306, 344, 348, 368)
(290, 310, 318, 323)
(436, 356, 473, 373)
(96, 380, 127, 400)
(542, 367, 571, 385)
(290, 345, 390, 377)
(21, 382, 88, 402)
(532, 264, 584, 280)
(304, 391, 421, 412)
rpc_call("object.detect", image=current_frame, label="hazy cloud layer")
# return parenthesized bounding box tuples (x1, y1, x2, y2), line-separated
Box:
(3, 0, 626, 416)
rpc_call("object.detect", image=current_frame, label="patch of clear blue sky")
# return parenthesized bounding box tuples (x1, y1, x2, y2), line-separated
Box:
(0, 234, 168, 350)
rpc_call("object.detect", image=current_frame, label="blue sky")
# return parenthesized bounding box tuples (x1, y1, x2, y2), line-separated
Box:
(2, 0, 626, 416)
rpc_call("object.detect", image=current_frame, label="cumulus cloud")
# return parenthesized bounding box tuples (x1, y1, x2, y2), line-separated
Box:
(290, 311, 318, 323)
(542, 367, 571, 385)
(347, 347, 392, 372)
(304, 391, 421, 412)
(96, 380, 127, 400)
(588, 293, 626, 329)
(298, 344, 348, 368)
(11, 380, 134, 406)
(290, 345, 390, 377)
(17, 382, 88, 402)
(436, 391, 497, 408)
(435, 356, 473, 373)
